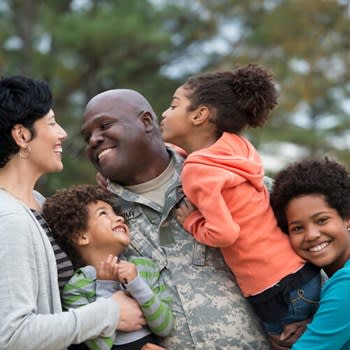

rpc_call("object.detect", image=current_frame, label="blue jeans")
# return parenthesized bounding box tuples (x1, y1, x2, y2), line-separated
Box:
(262, 273, 321, 335)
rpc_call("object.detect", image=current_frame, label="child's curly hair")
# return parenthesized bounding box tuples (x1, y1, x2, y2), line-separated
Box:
(43, 184, 118, 268)
(183, 63, 278, 134)
(270, 157, 350, 234)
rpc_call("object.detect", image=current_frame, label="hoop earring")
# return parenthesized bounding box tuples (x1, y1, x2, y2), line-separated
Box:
(19, 145, 32, 159)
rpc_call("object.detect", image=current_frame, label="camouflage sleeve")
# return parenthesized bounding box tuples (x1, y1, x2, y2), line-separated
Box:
(127, 257, 175, 337)
(62, 269, 116, 350)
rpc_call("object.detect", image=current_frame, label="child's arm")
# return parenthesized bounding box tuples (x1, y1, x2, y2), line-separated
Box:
(120, 257, 175, 337)
(292, 269, 350, 349)
(180, 162, 241, 247)
(62, 268, 116, 350)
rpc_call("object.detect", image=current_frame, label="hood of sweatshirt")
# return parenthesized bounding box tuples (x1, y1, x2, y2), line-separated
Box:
(184, 132, 264, 191)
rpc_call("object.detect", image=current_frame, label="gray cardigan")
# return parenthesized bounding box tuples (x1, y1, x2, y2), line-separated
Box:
(0, 189, 119, 350)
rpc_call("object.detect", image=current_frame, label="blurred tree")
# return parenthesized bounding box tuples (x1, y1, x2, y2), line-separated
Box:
(0, 0, 217, 194)
(1, 0, 350, 193)
(194, 0, 350, 171)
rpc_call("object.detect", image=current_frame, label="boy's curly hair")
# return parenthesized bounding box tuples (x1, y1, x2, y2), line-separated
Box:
(183, 63, 278, 134)
(270, 157, 350, 234)
(42, 184, 117, 268)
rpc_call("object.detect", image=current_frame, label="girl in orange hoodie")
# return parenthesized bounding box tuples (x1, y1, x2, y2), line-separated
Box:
(161, 64, 322, 340)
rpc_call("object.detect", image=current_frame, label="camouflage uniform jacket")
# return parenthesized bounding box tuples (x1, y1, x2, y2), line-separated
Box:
(107, 147, 270, 350)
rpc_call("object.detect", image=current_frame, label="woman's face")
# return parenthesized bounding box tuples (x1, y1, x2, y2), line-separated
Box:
(286, 194, 350, 276)
(28, 109, 67, 175)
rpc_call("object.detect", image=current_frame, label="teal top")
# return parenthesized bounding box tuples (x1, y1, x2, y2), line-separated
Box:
(292, 259, 350, 350)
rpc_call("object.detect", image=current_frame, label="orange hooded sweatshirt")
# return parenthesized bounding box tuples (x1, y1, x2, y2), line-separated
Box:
(182, 132, 305, 297)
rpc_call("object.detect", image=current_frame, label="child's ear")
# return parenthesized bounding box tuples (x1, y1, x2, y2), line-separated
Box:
(75, 232, 90, 246)
(192, 106, 210, 126)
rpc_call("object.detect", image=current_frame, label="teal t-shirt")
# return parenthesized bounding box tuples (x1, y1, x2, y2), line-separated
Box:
(292, 259, 350, 350)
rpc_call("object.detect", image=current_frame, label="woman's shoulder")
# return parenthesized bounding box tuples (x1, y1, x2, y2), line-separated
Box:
(0, 190, 26, 214)
(0, 190, 37, 230)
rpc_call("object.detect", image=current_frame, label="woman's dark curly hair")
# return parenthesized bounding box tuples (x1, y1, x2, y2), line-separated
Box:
(270, 157, 350, 234)
(183, 63, 278, 135)
(42, 184, 118, 268)
(0, 75, 52, 167)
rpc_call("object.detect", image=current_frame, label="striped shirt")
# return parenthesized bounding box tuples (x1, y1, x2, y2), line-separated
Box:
(62, 256, 175, 350)
(32, 209, 74, 291)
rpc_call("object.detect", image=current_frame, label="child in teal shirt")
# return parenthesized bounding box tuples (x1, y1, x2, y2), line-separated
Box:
(271, 157, 350, 350)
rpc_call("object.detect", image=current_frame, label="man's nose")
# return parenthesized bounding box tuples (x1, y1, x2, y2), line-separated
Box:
(89, 130, 104, 147)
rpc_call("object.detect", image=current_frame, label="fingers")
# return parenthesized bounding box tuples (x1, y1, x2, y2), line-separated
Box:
(96, 255, 119, 280)
(269, 334, 291, 350)
(184, 198, 196, 210)
(96, 172, 109, 188)
(141, 344, 167, 350)
(112, 291, 146, 331)
(175, 198, 197, 225)
(118, 261, 138, 283)
(279, 318, 310, 344)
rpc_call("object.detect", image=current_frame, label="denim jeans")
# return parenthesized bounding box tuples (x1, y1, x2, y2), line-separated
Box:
(263, 273, 321, 335)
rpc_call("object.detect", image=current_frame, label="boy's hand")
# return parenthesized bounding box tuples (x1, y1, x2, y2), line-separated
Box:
(117, 260, 138, 284)
(96, 254, 119, 280)
(176, 198, 197, 225)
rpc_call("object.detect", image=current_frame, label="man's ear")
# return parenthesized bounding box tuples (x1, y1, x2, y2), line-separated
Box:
(139, 111, 154, 133)
(345, 218, 350, 232)
(192, 106, 210, 126)
(75, 232, 90, 246)
(11, 124, 31, 147)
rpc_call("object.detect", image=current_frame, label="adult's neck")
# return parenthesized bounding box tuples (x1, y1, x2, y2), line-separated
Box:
(116, 143, 171, 186)
(0, 158, 41, 210)
(140, 144, 171, 181)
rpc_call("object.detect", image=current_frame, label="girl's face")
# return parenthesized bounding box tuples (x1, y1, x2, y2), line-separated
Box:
(28, 109, 67, 175)
(286, 194, 350, 276)
(160, 85, 196, 151)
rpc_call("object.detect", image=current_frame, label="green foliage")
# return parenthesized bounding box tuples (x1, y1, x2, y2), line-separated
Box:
(0, 0, 216, 195)
(1, 0, 350, 193)
(198, 0, 350, 174)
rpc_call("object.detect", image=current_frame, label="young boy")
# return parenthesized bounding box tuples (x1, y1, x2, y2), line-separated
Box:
(43, 184, 174, 350)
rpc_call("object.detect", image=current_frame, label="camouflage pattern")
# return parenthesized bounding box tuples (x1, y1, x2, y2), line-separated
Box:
(108, 147, 270, 350)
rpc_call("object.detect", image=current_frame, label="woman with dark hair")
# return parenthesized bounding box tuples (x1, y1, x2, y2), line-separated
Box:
(0, 76, 144, 350)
